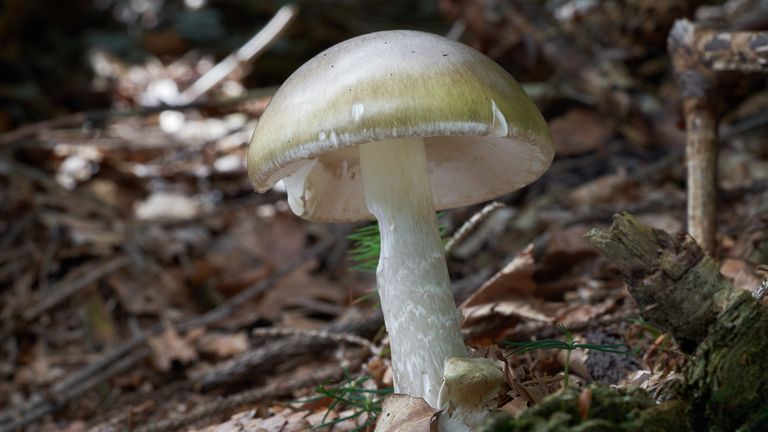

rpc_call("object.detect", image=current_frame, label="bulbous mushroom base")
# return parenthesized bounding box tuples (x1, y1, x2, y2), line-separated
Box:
(359, 137, 467, 408)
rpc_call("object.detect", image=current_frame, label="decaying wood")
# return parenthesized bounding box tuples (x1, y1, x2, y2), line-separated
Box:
(588, 213, 768, 430)
(587, 213, 737, 350)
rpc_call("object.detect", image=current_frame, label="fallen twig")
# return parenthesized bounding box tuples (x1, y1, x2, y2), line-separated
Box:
(252, 326, 380, 357)
(444, 202, 505, 255)
(22, 255, 131, 320)
(177, 4, 299, 104)
(195, 312, 383, 390)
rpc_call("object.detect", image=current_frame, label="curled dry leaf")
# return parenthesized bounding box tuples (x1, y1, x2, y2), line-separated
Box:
(460, 245, 551, 343)
(147, 327, 198, 371)
(462, 244, 537, 306)
(374, 394, 440, 432)
(463, 301, 552, 328)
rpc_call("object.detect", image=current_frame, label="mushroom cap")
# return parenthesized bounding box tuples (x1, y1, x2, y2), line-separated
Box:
(248, 30, 554, 222)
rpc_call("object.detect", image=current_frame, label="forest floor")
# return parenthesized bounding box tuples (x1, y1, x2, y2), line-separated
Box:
(1, 1, 766, 431)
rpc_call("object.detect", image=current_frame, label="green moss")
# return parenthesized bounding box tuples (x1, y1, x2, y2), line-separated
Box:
(686, 292, 768, 431)
(477, 384, 691, 432)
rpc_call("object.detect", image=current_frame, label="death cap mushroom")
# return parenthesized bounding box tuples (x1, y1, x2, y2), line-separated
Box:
(248, 30, 554, 221)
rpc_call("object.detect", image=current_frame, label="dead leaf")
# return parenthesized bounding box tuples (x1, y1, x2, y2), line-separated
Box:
(374, 394, 439, 432)
(550, 108, 612, 156)
(256, 261, 345, 325)
(463, 301, 553, 327)
(546, 225, 597, 263)
(636, 213, 683, 235)
(556, 348, 590, 380)
(246, 210, 307, 265)
(498, 397, 529, 418)
(720, 258, 762, 292)
(108, 270, 174, 315)
(569, 169, 636, 207)
(461, 245, 537, 308)
(148, 327, 198, 371)
(556, 297, 618, 328)
(253, 414, 287, 432)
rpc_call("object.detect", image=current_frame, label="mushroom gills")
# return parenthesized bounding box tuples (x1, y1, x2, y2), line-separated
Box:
(359, 137, 467, 407)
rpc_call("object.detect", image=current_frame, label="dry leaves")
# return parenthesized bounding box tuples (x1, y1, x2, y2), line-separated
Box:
(373, 394, 439, 432)
(148, 327, 198, 371)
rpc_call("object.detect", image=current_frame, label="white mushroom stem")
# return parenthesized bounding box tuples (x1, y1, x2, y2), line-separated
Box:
(359, 137, 467, 408)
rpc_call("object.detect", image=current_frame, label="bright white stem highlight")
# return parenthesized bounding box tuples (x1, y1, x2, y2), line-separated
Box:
(360, 137, 467, 408)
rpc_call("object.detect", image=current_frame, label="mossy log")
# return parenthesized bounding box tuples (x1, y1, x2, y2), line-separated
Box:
(481, 213, 767, 431)
(589, 213, 767, 431)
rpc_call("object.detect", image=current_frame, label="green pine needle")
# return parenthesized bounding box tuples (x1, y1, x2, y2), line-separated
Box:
(503, 325, 637, 390)
(347, 214, 449, 272)
(297, 371, 393, 431)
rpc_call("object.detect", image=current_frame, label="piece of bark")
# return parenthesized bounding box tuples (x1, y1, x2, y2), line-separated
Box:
(587, 213, 736, 351)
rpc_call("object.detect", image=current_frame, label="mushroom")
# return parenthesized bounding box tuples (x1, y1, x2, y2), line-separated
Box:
(248, 30, 553, 409)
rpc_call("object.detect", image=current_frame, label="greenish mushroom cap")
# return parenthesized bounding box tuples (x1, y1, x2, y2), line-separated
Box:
(248, 30, 554, 222)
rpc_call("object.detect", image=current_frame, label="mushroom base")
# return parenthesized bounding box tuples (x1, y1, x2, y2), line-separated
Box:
(359, 137, 467, 408)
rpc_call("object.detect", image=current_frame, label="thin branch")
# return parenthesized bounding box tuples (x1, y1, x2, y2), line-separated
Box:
(22, 255, 131, 320)
(177, 4, 299, 104)
(252, 327, 380, 356)
(444, 202, 505, 255)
